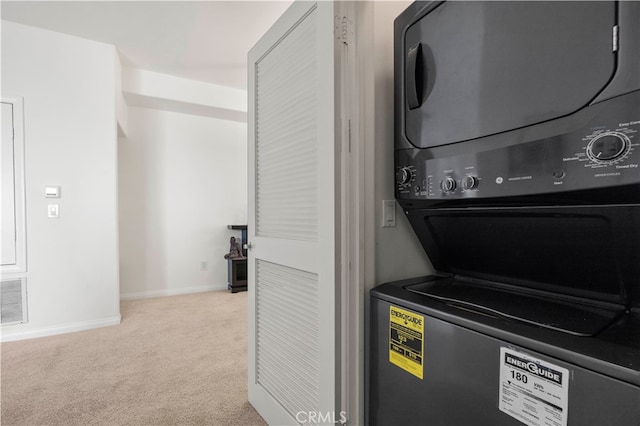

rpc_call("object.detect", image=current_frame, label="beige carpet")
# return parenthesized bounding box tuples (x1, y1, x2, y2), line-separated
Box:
(1, 290, 266, 426)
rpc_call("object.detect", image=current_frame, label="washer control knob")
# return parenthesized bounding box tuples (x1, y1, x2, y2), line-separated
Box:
(440, 177, 457, 193)
(396, 167, 414, 186)
(461, 175, 479, 190)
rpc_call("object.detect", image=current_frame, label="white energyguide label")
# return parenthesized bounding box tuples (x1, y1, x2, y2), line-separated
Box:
(499, 347, 569, 426)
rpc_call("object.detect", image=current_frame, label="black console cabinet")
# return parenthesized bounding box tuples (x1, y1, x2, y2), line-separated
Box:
(227, 258, 247, 293)
(226, 225, 248, 293)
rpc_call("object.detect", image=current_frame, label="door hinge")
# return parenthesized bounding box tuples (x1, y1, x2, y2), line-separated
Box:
(336, 16, 353, 46)
(348, 119, 352, 153)
(613, 25, 619, 52)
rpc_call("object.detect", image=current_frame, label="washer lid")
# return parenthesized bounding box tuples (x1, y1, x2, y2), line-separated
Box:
(403, 1, 617, 149)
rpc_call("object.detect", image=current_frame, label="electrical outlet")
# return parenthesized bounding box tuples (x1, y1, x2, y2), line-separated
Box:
(200, 261, 208, 271)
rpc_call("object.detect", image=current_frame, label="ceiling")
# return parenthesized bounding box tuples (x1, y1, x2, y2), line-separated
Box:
(1, 1, 293, 90)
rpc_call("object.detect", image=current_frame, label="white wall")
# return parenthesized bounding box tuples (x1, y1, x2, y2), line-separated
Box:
(119, 107, 247, 299)
(372, 2, 433, 285)
(123, 68, 247, 113)
(1, 21, 120, 341)
(122, 68, 247, 123)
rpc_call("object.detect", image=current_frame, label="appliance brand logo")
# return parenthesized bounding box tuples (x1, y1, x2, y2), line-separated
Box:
(505, 353, 563, 385)
(390, 309, 423, 327)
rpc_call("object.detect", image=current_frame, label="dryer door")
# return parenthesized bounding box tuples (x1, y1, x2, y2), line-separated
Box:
(402, 1, 617, 149)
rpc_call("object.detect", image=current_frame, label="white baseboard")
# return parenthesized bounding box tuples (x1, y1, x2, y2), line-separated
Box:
(0, 315, 122, 342)
(119, 283, 227, 301)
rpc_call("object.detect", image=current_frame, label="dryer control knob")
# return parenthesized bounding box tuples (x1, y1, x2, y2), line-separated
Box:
(462, 175, 479, 190)
(586, 132, 630, 164)
(440, 177, 457, 193)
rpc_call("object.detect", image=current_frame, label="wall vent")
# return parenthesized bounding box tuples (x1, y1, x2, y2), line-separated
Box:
(1, 278, 27, 325)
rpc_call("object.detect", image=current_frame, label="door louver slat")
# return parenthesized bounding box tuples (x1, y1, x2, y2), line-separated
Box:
(256, 260, 320, 419)
(255, 7, 318, 242)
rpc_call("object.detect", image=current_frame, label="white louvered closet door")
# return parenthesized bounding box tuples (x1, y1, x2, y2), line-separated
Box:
(248, 2, 341, 425)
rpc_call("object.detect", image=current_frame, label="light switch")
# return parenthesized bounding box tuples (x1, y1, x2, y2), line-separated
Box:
(382, 200, 396, 228)
(48, 204, 59, 219)
(45, 186, 61, 198)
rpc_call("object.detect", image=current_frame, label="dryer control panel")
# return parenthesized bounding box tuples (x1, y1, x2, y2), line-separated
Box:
(396, 91, 640, 201)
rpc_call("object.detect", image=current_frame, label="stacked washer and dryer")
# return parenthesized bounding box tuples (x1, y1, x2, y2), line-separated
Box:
(369, 2, 640, 425)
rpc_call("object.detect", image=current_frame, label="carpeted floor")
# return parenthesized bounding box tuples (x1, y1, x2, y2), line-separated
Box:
(0, 290, 266, 426)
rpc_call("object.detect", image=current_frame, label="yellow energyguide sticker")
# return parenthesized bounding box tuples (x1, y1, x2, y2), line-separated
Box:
(389, 305, 424, 379)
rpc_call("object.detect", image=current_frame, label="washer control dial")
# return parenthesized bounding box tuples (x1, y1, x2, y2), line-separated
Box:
(396, 166, 416, 188)
(461, 175, 479, 190)
(586, 132, 630, 164)
(440, 177, 457, 193)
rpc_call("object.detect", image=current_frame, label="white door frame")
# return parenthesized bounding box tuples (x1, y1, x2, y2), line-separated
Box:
(337, 2, 366, 426)
(1, 96, 27, 276)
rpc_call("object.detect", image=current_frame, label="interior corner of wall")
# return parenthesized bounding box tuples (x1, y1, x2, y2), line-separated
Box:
(117, 92, 128, 137)
(120, 67, 138, 94)
(117, 121, 127, 138)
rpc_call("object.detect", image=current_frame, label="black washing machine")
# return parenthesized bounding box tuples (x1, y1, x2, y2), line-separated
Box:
(369, 2, 640, 425)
